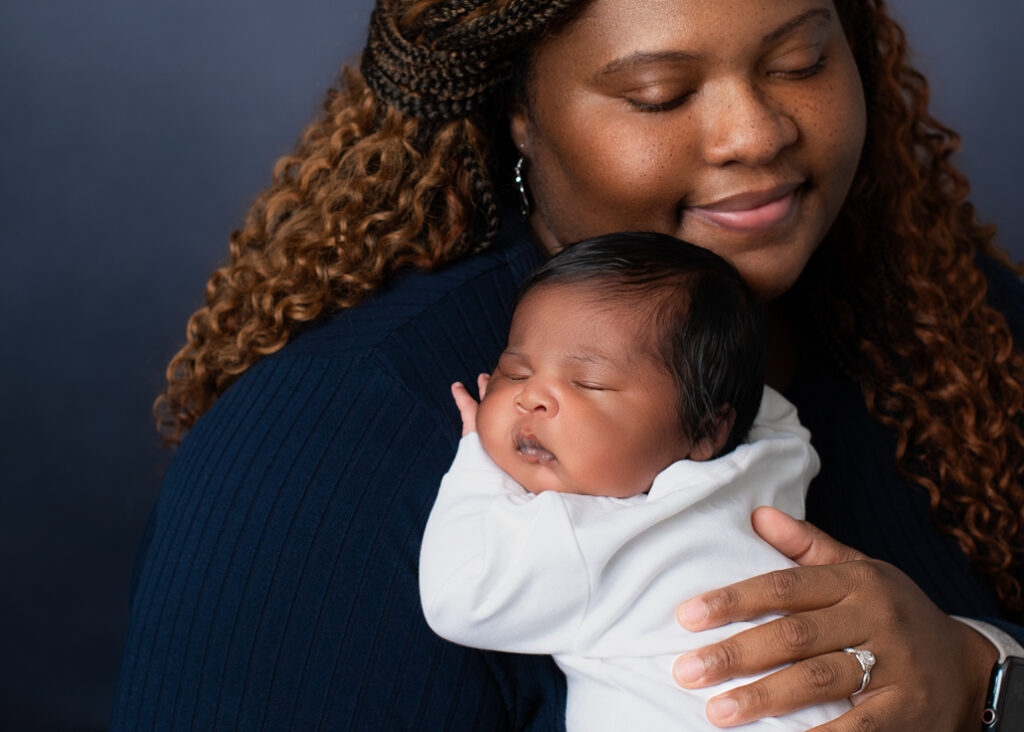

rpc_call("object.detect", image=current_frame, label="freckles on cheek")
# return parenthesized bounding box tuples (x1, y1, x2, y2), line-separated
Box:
(587, 138, 675, 201)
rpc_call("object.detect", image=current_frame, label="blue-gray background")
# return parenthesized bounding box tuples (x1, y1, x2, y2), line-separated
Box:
(1, 1, 1020, 728)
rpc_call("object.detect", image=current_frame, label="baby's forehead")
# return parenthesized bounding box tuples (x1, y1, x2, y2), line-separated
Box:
(507, 283, 665, 365)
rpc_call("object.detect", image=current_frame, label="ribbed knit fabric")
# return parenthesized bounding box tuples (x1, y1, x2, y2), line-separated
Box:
(111, 216, 1023, 729)
(111, 215, 565, 730)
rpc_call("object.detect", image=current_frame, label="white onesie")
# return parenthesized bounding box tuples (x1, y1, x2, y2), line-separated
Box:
(419, 387, 851, 730)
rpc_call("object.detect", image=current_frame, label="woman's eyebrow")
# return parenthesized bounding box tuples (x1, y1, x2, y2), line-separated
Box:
(596, 7, 833, 79)
(597, 50, 704, 77)
(762, 7, 833, 45)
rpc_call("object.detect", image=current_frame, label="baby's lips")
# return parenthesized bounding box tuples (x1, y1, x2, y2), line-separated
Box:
(514, 432, 557, 463)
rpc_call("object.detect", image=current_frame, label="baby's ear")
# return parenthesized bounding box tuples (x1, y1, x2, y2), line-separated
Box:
(690, 408, 735, 462)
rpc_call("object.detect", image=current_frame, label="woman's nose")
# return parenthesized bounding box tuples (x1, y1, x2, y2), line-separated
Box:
(514, 381, 558, 417)
(700, 81, 799, 167)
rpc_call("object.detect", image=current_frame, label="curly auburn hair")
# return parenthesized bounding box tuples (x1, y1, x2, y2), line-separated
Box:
(157, 0, 1024, 618)
(809, 0, 1024, 618)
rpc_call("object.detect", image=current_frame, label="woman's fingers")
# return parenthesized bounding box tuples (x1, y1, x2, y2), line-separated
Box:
(674, 547, 998, 730)
(677, 512, 873, 634)
(751, 506, 867, 566)
(697, 650, 873, 727)
(678, 560, 885, 633)
(672, 514, 1000, 730)
(674, 601, 867, 688)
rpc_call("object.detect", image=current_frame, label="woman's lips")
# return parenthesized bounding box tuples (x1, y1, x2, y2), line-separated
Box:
(688, 182, 803, 233)
(515, 433, 556, 464)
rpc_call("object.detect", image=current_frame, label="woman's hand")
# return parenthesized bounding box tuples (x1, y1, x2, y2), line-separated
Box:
(673, 506, 998, 730)
(451, 374, 489, 436)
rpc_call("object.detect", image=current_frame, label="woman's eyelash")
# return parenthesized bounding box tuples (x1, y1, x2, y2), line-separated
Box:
(772, 57, 828, 80)
(625, 94, 691, 114)
(626, 57, 827, 113)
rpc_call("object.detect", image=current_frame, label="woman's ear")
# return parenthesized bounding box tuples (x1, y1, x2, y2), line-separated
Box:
(509, 103, 531, 156)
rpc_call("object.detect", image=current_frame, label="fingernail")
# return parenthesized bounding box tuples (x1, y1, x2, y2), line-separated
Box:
(673, 654, 705, 685)
(678, 599, 708, 628)
(707, 697, 739, 722)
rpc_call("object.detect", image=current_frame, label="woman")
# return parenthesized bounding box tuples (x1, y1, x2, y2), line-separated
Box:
(112, 0, 1024, 729)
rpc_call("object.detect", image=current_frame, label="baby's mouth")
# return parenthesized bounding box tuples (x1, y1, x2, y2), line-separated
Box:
(515, 433, 557, 464)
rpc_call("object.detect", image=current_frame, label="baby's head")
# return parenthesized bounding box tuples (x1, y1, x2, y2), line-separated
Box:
(476, 232, 765, 497)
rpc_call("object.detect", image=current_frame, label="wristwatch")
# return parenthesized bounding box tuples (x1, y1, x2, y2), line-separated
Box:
(982, 656, 1024, 731)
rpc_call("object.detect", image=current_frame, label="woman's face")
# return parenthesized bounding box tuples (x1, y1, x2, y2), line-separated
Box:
(513, 0, 866, 300)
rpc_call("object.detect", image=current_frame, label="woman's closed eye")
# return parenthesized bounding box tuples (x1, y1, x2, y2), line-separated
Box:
(624, 88, 694, 113)
(769, 56, 827, 80)
(767, 47, 828, 80)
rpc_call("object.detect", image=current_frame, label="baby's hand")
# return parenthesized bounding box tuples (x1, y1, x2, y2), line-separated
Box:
(451, 374, 489, 437)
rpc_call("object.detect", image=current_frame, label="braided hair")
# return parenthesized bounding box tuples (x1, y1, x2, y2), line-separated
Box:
(359, 0, 581, 252)
(361, 0, 577, 122)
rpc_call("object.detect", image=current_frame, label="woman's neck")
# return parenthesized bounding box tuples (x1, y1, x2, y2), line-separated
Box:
(765, 300, 798, 392)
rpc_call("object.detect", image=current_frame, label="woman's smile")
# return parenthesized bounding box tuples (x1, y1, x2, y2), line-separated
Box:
(686, 181, 805, 233)
(512, 0, 866, 301)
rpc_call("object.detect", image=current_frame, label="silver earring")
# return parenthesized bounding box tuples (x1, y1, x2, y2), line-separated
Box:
(514, 155, 530, 218)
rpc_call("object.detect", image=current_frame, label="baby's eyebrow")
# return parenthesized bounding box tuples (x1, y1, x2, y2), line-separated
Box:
(563, 350, 630, 369)
(565, 352, 605, 364)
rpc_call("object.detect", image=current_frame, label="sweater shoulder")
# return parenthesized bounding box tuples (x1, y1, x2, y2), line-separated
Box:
(208, 226, 542, 440)
(288, 232, 542, 360)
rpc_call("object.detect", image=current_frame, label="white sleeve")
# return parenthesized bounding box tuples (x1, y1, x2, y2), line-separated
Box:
(418, 434, 591, 655)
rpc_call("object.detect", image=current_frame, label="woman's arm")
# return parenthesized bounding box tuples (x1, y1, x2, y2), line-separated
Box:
(672, 508, 999, 731)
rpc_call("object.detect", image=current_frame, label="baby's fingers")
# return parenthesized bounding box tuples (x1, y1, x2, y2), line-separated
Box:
(451, 381, 480, 436)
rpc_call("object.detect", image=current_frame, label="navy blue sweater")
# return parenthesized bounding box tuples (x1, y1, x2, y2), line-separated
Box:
(112, 217, 1023, 730)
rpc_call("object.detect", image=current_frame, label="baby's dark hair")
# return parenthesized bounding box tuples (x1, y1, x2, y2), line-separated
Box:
(518, 232, 765, 456)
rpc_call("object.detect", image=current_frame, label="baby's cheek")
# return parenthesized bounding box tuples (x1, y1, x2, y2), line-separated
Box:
(475, 399, 508, 463)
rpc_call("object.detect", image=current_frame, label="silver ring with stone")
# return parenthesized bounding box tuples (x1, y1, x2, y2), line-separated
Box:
(842, 647, 876, 695)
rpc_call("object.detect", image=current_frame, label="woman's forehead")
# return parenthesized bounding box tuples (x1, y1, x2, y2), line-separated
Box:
(531, 0, 839, 64)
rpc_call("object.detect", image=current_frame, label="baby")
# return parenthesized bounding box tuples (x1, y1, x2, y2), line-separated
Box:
(419, 232, 851, 730)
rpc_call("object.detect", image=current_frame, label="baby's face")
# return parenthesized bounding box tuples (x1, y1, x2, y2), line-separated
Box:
(477, 283, 693, 497)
